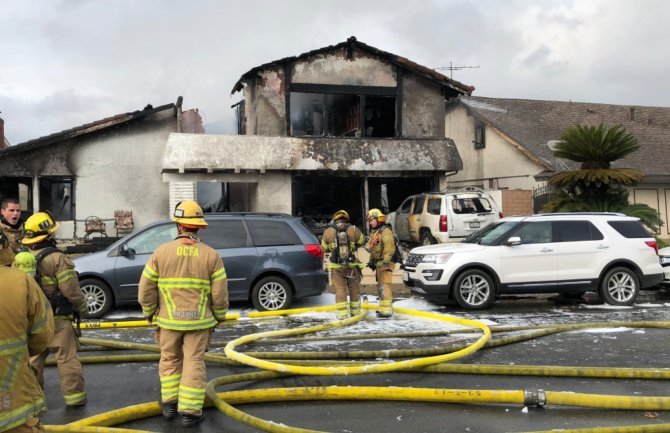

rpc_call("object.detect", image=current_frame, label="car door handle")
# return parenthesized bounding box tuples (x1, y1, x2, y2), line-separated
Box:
(540, 248, 553, 253)
(597, 244, 609, 250)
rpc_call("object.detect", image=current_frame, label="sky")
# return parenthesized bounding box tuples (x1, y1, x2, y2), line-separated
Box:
(1, 0, 670, 145)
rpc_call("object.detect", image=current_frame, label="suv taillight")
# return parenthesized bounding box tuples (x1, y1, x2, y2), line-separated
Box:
(305, 244, 324, 258)
(439, 215, 448, 232)
(499, 211, 503, 218)
(645, 240, 659, 255)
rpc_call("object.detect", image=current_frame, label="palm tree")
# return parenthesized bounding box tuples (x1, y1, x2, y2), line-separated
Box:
(542, 124, 663, 232)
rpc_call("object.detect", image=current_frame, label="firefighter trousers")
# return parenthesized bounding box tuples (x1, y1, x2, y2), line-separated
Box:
(331, 267, 362, 304)
(375, 264, 394, 316)
(31, 318, 86, 407)
(157, 327, 211, 416)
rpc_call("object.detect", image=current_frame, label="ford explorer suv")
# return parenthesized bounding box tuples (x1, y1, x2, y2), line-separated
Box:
(403, 213, 663, 309)
(387, 188, 502, 246)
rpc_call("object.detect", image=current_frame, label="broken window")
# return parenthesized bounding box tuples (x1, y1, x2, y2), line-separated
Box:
(290, 92, 396, 138)
(0, 177, 33, 211)
(39, 177, 74, 220)
(198, 182, 229, 212)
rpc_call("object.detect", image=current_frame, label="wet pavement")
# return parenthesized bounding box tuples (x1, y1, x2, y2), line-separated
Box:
(40, 288, 670, 432)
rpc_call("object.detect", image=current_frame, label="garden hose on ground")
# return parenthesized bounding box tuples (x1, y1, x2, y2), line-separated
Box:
(223, 303, 491, 375)
(46, 305, 670, 433)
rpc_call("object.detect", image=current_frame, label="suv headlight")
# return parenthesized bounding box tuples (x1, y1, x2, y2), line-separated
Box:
(421, 253, 452, 264)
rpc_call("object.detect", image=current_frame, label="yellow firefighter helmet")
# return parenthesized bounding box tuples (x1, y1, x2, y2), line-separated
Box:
(367, 208, 385, 223)
(172, 200, 208, 228)
(22, 212, 59, 245)
(332, 210, 350, 221)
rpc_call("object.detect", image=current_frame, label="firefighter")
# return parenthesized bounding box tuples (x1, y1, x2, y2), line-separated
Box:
(0, 197, 24, 266)
(138, 200, 228, 428)
(21, 212, 88, 408)
(321, 210, 365, 319)
(0, 266, 54, 433)
(365, 208, 396, 318)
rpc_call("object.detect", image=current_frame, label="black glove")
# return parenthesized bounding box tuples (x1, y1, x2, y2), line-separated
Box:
(367, 261, 376, 271)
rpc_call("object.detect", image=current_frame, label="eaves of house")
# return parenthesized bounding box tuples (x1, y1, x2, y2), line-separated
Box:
(458, 96, 670, 180)
(0, 102, 177, 158)
(232, 36, 475, 97)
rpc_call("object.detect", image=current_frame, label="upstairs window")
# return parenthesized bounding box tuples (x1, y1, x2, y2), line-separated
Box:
(474, 121, 485, 149)
(289, 86, 396, 138)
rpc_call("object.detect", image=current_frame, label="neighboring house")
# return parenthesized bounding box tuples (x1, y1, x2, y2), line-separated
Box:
(161, 36, 474, 228)
(445, 96, 670, 240)
(0, 97, 203, 240)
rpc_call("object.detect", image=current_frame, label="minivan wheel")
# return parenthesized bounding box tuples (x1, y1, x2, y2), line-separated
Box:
(421, 232, 436, 246)
(79, 278, 114, 319)
(252, 276, 293, 311)
(599, 267, 639, 306)
(452, 269, 495, 310)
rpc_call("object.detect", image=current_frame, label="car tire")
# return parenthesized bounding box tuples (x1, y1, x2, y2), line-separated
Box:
(252, 276, 293, 311)
(79, 278, 114, 319)
(599, 267, 639, 306)
(420, 231, 436, 246)
(452, 269, 495, 310)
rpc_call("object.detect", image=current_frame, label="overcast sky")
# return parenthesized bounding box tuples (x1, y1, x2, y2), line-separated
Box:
(1, 0, 669, 144)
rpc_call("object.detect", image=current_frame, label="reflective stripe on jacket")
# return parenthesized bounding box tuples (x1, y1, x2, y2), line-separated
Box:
(321, 225, 365, 270)
(0, 267, 54, 431)
(138, 233, 229, 331)
(366, 225, 396, 266)
(32, 248, 87, 316)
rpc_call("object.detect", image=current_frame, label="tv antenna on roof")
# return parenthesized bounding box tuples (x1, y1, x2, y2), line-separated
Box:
(434, 61, 480, 79)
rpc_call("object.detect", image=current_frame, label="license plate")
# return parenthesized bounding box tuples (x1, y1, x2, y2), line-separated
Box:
(469, 222, 480, 228)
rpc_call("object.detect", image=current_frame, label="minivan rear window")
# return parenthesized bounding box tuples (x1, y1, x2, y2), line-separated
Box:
(607, 220, 652, 238)
(247, 220, 302, 246)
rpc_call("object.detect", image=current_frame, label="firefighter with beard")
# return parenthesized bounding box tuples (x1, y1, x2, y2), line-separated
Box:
(21, 211, 88, 408)
(321, 210, 365, 319)
(365, 208, 396, 318)
(138, 200, 228, 428)
(0, 197, 24, 266)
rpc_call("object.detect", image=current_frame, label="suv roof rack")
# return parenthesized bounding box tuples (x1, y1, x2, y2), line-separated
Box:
(439, 186, 488, 194)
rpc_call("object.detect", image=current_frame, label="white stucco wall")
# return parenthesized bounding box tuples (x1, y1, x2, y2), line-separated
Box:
(291, 51, 397, 86)
(445, 105, 542, 190)
(68, 111, 176, 236)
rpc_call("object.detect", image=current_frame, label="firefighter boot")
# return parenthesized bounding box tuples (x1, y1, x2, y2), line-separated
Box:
(336, 301, 350, 319)
(181, 413, 205, 428)
(160, 401, 178, 420)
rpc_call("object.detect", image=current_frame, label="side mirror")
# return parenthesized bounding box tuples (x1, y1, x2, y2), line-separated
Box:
(119, 244, 135, 256)
(505, 236, 522, 246)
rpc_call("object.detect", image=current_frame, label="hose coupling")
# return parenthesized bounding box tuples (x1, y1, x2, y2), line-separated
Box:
(523, 389, 546, 407)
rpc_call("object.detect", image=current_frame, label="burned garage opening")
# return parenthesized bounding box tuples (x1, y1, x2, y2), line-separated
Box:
(292, 174, 437, 235)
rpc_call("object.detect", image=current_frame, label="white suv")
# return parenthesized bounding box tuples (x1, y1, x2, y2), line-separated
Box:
(403, 213, 663, 310)
(387, 188, 502, 246)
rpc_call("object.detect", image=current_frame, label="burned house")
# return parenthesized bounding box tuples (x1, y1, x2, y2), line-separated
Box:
(162, 37, 473, 229)
(0, 97, 203, 239)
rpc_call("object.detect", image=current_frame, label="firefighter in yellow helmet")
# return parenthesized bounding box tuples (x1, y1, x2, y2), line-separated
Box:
(0, 266, 54, 433)
(22, 212, 88, 408)
(321, 210, 365, 319)
(138, 200, 228, 428)
(365, 208, 396, 318)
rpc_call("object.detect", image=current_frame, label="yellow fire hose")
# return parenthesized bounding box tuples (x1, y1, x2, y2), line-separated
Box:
(42, 304, 670, 433)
